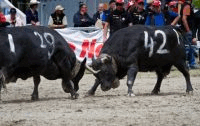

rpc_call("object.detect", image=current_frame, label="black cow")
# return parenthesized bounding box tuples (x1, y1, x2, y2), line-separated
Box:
(0, 26, 86, 101)
(86, 25, 193, 96)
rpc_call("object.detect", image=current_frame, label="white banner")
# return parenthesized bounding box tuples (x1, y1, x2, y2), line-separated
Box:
(56, 27, 104, 64)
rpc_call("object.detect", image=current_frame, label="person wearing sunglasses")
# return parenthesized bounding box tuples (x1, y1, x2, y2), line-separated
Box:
(103, 0, 130, 42)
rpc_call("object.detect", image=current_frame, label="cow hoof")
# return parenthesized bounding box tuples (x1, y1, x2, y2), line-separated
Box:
(71, 93, 79, 99)
(85, 90, 95, 97)
(186, 91, 193, 95)
(127, 93, 135, 97)
(151, 90, 160, 95)
(31, 95, 39, 101)
(151, 91, 159, 95)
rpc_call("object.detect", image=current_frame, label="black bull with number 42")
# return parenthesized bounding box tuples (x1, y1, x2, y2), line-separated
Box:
(0, 26, 86, 100)
(86, 25, 193, 96)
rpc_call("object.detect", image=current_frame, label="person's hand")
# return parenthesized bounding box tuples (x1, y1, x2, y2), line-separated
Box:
(192, 38, 197, 45)
(81, 19, 86, 22)
(35, 22, 40, 26)
(31, 21, 36, 25)
(103, 36, 107, 43)
(186, 30, 192, 36)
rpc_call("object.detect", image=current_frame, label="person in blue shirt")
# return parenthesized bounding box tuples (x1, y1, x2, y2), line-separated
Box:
(145, 0, 165, 26)
(163, 0, 179, 25)
(102, 0, 116, 24)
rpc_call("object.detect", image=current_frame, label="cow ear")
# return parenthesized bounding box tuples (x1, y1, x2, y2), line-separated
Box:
(101, 55, 112, 64)
(82, 58, 87, 65)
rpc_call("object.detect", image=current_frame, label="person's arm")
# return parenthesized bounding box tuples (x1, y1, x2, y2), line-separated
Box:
(182, 5, 191, 32)
(171, 15, 180, 25)
(182, 15, 190, 32)
(73, 13, 81, 27)
(103, 22, 109, 42)
(86, 14, 95, 26)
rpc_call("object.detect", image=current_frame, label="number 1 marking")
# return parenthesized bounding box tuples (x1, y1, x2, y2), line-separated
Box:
(8, 34, 15, 53)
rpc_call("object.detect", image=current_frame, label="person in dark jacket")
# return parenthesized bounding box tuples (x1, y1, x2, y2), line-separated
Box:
(103, 0, 130, 42)
(25, 0, 40, 25)
(73, 3, 95, 27)
(128, 0, 148, 25)
(93, 3, 105, 23)
(48, 5, 67, 29)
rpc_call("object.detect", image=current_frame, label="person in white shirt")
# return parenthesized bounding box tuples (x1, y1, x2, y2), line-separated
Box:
(48, 5, 68, 29)
(5, 8, 24, 27)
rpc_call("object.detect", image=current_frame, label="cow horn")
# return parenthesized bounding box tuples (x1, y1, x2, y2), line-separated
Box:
(85, 64, 100, 74)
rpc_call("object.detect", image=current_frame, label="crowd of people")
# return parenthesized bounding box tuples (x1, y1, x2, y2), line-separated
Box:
(0, 0, 200, 69)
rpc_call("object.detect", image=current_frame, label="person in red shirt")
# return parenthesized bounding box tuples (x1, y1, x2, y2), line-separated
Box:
(0, 8, 7, 27)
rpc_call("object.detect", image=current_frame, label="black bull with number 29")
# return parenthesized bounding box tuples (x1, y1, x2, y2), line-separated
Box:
(0, 26, 86, 101)
(86, 25, 193, 96)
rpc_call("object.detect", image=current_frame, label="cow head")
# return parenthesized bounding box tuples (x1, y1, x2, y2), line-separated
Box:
(86, 54, 119, 91)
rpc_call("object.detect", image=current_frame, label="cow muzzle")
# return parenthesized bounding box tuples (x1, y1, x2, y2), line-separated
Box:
(111, 78, 120, 89)
(101, 84, 112, 91)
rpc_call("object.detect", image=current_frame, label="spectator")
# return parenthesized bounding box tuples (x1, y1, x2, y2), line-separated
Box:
(93, 3, 105, 23)
(192, 9, 200, 63)
(180, 0, 198, 69)
(103, 0, 130, 42)
(0, 8, 8, 27)
(5, 8, 24, 27)
(128, 0, 148, 25)
(163, 0, 179, 25)
(73, 2, 95, 27)
(192, 9, 200, 44)
(25, 0, 40, 26)
(48, 5, 67, 29)
(127, 1, 136, 13)
(145, 0, 165, 26)
(102, 0, 116, 24)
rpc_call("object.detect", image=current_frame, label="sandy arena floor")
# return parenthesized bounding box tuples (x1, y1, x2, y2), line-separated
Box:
(0, 69, 200, 126)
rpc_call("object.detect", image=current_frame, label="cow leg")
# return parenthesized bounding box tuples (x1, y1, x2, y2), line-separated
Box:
(0, 73, 6, 102)
(152, 70, 164, 95)
(62, 79, 79, 99)
(127, 67, 138, 96)
(87, 79, 100, 96)
(31, 76, 41, 100)
(0, 82, 2, 102)
(174, 62, 193, 93)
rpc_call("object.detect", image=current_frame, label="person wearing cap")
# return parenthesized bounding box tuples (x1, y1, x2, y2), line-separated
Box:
(73, 2, 95, 27)
(102, 0, 116, 24)
(5, 8, 24, 27)
(48, 5, 68, 29)
(127, 1, 136, 13)
(162, 0, 179, 25)
(25, 0, 40, 25)
(128, 0, 148, 25)
(145, 0, 166, 26)
(103, 0, 130, 42)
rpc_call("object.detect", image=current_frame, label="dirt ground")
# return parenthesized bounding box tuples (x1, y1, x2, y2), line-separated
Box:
(0, 69, 200, 126)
